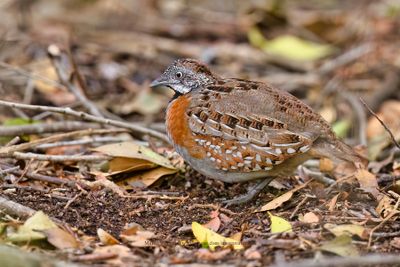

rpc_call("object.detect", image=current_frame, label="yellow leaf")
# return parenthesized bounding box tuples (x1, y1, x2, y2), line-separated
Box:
(191, 222, 243, 250)
(268, 212, 292, 233)
(324, 223, 369, 239)
(248, 28, 334, 62)
(93, 142, 176, 170)
(7, 211, 57, 242)
(320, 235, 359, 257)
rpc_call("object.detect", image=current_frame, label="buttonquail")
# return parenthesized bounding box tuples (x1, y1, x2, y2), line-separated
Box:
(151, 59, 365, 204)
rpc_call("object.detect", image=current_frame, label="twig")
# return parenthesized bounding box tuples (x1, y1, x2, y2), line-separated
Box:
(36, 136, 131, 149)
(318, 43, 373, 74)
(0, 196, 36, 219)
(5, 136, 20, 146)
(47, 44, 104, 118)
(270, 254, 400, 267)
(10, 152, 111, 162)
(0, 166, 19, 175)
(360, 98, 400, 150)
(0, 100, 169, 142)
(0, 128, 127, 155)
(0, 121, 102, 136)
(0, 163, 79, 187)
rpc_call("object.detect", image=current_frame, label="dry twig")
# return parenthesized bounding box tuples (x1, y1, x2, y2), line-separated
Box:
(0, 100, 169, 142)
(361, 98, 400, 150)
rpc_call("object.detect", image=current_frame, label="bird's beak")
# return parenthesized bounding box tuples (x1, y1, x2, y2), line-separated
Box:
(150, 77, 170, 88)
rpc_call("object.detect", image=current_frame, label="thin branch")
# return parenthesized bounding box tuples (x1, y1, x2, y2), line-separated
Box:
(10, 152, 111, 162)
(36, 136, 131, 149)
(0, 196, 36, 219)
(0, 121, 102, 136)
(47, 44, 104, 118)
(0, 128, 127, 155)
(360, 97, 400, 150)
(0, 100, 169, 142)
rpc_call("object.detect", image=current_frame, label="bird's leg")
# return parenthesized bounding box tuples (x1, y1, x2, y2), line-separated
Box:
(222, 177, 274, 206)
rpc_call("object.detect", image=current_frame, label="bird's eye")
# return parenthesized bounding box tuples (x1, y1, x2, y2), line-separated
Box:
(176, 72, 183, 78)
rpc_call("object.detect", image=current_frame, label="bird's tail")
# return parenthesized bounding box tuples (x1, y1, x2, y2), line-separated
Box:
(310, 137, 368, 168)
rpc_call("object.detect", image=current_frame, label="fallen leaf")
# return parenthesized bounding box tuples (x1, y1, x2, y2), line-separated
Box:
(97, 228, 119, 245)
(324, 223, 369, 239)
(191, 222, 243, 250)
(43, 227, 79, 249)
(255, 182, 310, 212)
(120, 224, 155, 247)
(320, 235, 359, 257)
(354, 169, 380, 197)
(376, 195, 394, 218)
(118, 166, 177, 189)
(92, 245, 134, 266)
(268, 212, 292, 233)
(249, 28, 334, 61)
(7, 211, 57, 242)
(203, 217, 221, 232)
(390, 237, 400, 249)
(300, 212, 320, 224)
(93, 142, 176, 170)
(244, 245, 262, 260)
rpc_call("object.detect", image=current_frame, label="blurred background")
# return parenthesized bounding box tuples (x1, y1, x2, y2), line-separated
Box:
(0, 0, 399, 159)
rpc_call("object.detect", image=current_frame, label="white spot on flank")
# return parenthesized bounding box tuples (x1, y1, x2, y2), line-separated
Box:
(244, 160, 252, 165)
(206, 141, 211, 146)
(210, 157, 216, 162)
(231, 146, 237, 150)
(287, 148, 296, 154)
(206, 152, 211, 157)
(226, 149, 232, 154)
(237, 162, 244, 167)
(254, 164, 262, 170)
(275, 160, 283, 164)
(217, 159, 222, 163)
(236, 152, 242, 158)
(264, 166, 273, 170)
(244, 156, 253, 160)
(275, 148, 282, 155)
(256, 154, 261, 162)
(300, 145, 310, 153)
(222, 167, 228, 171)
(231, 166, 237, 170)
(265, 158, 272, 165)
(210, 144, 215, 149)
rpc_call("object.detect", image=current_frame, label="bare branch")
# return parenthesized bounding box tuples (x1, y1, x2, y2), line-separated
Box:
(0, 121, 102, 136)
(10, 152, 111, 162)
(0, 100, 169, 142)
(360, 98, 400, 150)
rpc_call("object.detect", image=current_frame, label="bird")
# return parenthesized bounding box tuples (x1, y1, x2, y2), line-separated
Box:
(151, 58, 366, 204)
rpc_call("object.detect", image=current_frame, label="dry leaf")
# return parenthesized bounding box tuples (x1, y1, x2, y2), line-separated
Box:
(376, 195, 394, 218)
(300, 212, 320, 224)
(43, 227, 79, 249)
(320, 235, 359, 257)
(255, 182, 310, 212)
(354, 169, 380, 197)
(195, 248, 231, 260)
(324, 223, 369, 239)
(93, 142, 176, 170)
(97, 228, 119, 245)
(118, 166, 177, 189)
(203, 217, 221, 232)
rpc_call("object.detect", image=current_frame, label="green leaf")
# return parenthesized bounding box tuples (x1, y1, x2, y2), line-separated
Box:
(332, 119, 351, 138)
(268, 212, 292, 233)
